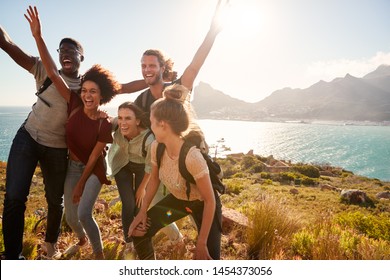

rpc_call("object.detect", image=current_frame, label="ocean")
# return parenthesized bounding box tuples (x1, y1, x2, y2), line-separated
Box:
(1, 106, 389, 181)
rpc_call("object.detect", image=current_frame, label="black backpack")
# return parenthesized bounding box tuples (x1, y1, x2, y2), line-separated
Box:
(156, 134, 225, 200)
(141, 130, 153, 158)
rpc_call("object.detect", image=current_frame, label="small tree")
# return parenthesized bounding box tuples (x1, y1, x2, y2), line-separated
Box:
(209, 137, 231, 159)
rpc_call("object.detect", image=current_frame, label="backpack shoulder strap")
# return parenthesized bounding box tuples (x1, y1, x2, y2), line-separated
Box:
(178, 141, 197, 200)
(142, 130, 153, 157)
(156, 142, 166, 169)
(141, 89, 150, 110)
(35, 76, 53, 107)
(36, 76, 53, 96)
(36, 70, 61, 97)
(178, 141, 196, 184)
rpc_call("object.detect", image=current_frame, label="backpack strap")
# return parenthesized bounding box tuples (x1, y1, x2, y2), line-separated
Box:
(35, 76, 53, 107)
(178, 141, 196, 200)
(155, 143, 167, 196)
(141, 89, 150, 110)
(141, 130, 153, 158)
(36, 76, 53, 95)
(156, 142, 166, 169)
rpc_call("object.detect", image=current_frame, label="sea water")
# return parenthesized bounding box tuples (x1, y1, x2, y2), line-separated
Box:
(0, 106, 389, 181)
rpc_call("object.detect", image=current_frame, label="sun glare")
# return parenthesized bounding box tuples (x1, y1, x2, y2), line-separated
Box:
(219, 1, 263, 38)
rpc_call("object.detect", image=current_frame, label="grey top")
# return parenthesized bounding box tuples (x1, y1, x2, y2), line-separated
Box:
(24, 58, 81, 148)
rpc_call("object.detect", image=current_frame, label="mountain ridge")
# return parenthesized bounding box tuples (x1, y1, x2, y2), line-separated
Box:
(192, 64, 390, 122)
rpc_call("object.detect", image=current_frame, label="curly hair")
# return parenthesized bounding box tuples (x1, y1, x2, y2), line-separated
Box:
(80, 64, 120, 105)
(143, 49, 175, 81)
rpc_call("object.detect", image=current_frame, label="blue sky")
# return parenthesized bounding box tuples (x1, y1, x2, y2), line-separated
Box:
(1, 0, 390, 108)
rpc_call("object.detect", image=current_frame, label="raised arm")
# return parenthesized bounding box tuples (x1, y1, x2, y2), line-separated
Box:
(24, 6, 71, 102)
(120, 79, 148, 94)
(181, 0, 228, 90)
(0, 25, 36, 71)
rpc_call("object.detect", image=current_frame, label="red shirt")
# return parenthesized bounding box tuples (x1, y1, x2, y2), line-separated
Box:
(66, 92, 113, 184)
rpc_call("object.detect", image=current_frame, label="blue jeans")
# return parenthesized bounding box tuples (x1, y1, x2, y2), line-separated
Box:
(64, 160, 103, 254)
(115, 162, 182, 243)
(2, 125, 67, 259)
(133, 193, 222, 260)
(115, 161, 145, 243)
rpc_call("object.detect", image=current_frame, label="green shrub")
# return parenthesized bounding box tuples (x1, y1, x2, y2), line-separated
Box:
(260, 172, 271, 179)
(301, 176, 317, 186)
(279, 172, 296, 183)
(293, 165, 320, 178)
(255, 155, 268, 163)
(291, 230, 315, 259)
(262, 179, 274, 185)
(233, 172, 245, 178)
(241, 155, 257, 170)
(334, 211, 390, 241)
(249, 163, 263, 173)
(226, 180, 245, 195)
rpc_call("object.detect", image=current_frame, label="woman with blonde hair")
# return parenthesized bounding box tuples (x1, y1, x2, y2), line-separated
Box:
(128, 84, 222, 260)
(108, 101, 183, 259)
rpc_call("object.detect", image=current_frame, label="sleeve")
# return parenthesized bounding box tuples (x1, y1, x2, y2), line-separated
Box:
(186, 147, 209, 180)
(67, 91, 82, 115)
(29, 58, 46, 89)
(144, 132, 155, 174)
(98, 119, 113, 144)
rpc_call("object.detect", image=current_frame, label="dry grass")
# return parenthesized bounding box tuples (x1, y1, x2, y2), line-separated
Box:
(0, 155, 389, 260)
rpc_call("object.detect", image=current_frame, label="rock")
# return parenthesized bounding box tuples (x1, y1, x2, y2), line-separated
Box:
(95, 199, 109, 213)
(290, 188, 299, 195)
(340, 189, 368, 204)
(320, 171, 335, 177)
(320, 184, 338, 191)
(221, 207, 249, 234)
(376, 191, 390, 199)
(109, 196, 121, 207)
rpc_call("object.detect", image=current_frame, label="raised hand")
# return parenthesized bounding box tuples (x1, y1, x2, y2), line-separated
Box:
(209, 0, 230, 35)
(24, 6, 41, 39)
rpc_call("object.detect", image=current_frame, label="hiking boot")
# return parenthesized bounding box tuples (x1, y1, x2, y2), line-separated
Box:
(122, 242, 137, 260)
(42, 242, 61, 260)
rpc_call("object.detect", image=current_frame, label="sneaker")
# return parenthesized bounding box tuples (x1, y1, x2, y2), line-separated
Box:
(63, 244, 81, 256)
(166, 233, 184, 246)
(63, 239, 88, 256)
(42, 242, 61, 260)
(122, 242, 136, 260)
(0, 252, 25, 260)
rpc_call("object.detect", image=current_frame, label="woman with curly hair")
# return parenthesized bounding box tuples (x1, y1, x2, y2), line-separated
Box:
(25, 6, 120, 259)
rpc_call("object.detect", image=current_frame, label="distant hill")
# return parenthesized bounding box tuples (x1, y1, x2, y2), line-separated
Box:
(192, 64, 390, 121)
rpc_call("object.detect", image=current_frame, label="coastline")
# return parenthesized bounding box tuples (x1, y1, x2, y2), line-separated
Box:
(1, 106, 390, 127)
